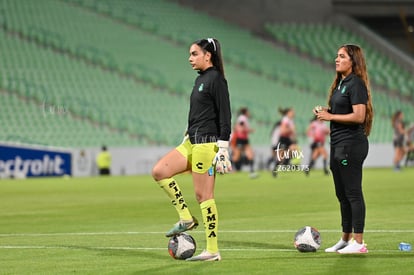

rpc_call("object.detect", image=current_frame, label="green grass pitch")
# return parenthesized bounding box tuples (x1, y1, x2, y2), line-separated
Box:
(1, 167, 413, 274)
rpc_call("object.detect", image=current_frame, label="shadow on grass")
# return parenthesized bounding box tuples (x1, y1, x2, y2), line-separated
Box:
(60, 245, 165, 259)
(221, 239, 292, 250)
(60, 245, 223, 274)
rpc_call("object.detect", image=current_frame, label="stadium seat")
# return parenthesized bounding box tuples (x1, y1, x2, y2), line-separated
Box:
(1, 0, 412, 147)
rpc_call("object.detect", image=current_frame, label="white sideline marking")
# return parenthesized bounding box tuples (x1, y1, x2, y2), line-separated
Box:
(0, 229, 413, 237)
(0, 245, 165, 250)
(0, 245, 296, 252)
(0, 245, 400, 253)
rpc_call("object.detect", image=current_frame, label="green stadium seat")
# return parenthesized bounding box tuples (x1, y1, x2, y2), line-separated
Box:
(1, 0, 412, 146)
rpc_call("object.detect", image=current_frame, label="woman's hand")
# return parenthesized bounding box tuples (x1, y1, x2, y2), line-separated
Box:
(313, 106, 331, 121)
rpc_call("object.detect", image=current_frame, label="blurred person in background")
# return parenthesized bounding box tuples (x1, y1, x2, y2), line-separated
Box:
(266, 118, 281, 170)
(96, 145, 111, 176)
(151, 38, 231, 261)
(231, 107, 258, 178)
(305, 115, 330, 176)
(404, 123, 414, 166)
(315, 44, 373, 254)
(271, 107, 297, 177)
(391, 110, 406, 171)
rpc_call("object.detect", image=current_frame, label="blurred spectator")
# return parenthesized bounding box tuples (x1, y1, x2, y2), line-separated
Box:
(96, 145, 111, 175)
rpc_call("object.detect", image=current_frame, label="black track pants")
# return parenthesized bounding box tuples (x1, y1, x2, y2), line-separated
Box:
(330, 140, 368, 233)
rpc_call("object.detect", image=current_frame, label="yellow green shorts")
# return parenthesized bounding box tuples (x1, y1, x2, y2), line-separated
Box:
(176, 139, 218, 174)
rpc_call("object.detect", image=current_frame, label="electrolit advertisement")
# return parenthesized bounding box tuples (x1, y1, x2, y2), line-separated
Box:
(0, 144, 72, 178)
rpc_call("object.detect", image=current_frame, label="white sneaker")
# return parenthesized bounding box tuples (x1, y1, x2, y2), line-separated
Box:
(325, 239, 349, 253)
(337, 240, 368, 254)
(186, 250, 221, 261)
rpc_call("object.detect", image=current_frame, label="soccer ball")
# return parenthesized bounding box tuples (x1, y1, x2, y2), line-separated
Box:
(168, 233, 196, 260)
(294, 226, 321, 252)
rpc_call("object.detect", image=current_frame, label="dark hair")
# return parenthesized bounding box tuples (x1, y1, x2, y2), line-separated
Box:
(238, 107, 248, 116)
(391, 110, 402, 125)
(193, 38, 225, 78)
(327, 44, 373, 136)
(278, 107, 292, 116)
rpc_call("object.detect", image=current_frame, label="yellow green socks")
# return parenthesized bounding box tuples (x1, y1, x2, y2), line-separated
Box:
(158, 179, 219, 253)
(200, 199, 219, 253)
(157, 178, 192, 221)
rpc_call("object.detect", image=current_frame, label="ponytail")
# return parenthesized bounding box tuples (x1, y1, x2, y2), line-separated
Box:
(194, 38, 225, 78)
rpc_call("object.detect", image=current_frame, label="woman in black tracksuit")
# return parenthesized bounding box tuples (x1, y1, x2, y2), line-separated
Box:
(314, 44, 374, 254)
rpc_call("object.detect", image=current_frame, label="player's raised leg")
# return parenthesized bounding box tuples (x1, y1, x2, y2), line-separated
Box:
(152, 147, 198, 237)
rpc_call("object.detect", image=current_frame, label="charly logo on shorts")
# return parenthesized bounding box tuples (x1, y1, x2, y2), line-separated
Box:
(196, 162, 203, 170)
(198, 83, 204, 92)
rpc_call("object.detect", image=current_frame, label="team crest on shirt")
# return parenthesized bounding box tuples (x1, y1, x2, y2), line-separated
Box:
(341, 85, 347, 94)
(198, 83, 204, 92)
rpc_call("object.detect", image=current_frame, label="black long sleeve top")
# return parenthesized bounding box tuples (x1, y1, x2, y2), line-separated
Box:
(187, 67, 232, 142)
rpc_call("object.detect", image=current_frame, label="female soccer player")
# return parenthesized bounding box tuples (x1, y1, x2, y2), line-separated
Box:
(271, 107, 297, 177)
(391, 110, 405, 171)
(152, 38, 232, 261)
(305, 116, 330, 176)
(314, 44, 373, 254)
(231, 107, 258, 178)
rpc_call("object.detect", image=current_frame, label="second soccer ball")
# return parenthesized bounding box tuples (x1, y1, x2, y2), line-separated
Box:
(294, 226, 322, 252)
